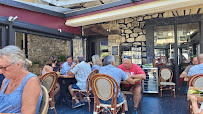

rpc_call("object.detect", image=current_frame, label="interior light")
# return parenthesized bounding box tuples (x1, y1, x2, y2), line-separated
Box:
(168, 33, 172, 36)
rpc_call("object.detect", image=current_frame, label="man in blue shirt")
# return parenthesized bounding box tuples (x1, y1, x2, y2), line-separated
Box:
(188, 54, 203, 77)
(61, 56, 74, 76)
(68, 55, 91, 108)
(99, 55, 141, 114)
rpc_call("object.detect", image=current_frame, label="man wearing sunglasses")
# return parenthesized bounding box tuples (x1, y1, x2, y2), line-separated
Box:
(118, 56, 146, 114)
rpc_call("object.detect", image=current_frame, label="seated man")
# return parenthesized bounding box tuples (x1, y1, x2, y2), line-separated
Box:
(180, 57, 198, 93)
(188, 54, 203, 77)
(99, 55, 140, 113)
(61, 56, 74, 76)
(68, 54, 91, 108)
(118, 56, 146, 114)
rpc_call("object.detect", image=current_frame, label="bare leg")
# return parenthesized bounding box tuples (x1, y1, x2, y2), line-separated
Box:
(130, 85, 142, 108)
(121, 92, 128, 111)
(68, 84, 80, 103)
(54, 82, 60, 95)
(78, 93, 83, 102)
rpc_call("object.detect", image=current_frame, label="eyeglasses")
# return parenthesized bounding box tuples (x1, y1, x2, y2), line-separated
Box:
(0, 63, 14, 71)
(123, 56, 132, 59)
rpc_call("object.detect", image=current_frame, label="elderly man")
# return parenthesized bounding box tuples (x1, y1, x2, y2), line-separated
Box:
(61, 56, 74, 76)
(68, 55, 91, 108)
(180, 57, 198, 94)
(188, 54, 203, 77)
(118, 56, 146, 114)
(99, 55, 140, 113)
(180, 57, 198, 80)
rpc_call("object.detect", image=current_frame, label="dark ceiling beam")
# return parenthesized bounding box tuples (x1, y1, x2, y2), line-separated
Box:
(0, 0, 65, 18)
(65, 0, 142, 17)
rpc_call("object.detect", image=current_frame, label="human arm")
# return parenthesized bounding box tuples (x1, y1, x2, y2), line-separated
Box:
(21, 76, 41, 114)
(129, 74, 146, 80)
(180, 71, 188, 78)
(44, 65, 53, 73)
(68, 63, 78, 76)
(125, 77, 142, 85)
(188, 95, 202, 114)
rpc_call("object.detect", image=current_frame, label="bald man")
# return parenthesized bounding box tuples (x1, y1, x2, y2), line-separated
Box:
(118, 56, 146, 114)
(188, 54, 203, 77)
(180, 57, 198, 81)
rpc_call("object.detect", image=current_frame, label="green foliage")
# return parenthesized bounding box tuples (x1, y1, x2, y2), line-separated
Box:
(58, 55, 66, 63)
(32, 59, 42, 66)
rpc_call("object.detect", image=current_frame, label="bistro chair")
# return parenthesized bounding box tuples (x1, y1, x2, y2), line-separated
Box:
(159, 68, 176, 98)
(40, 71, 58, 114)
(187, 74, 203, 112)
(39, 85, 49, 114)
(71, 69, 99, 111)
(90, 73, 125, 114)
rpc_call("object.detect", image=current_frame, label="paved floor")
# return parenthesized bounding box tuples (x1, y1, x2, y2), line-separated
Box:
(48, 90, 189, 114)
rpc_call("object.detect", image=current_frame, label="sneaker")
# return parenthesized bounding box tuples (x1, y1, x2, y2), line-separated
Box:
(132, 110, 138, 114)
(73, 102, 82, 108)
(132, 107, 138, 114)
(132, 109, 138, 114)
(80, 102, 85, 106)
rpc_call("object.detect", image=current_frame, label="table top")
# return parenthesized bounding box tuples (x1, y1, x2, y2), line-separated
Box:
(188, 87, 203, 101)
(56, 72, 75, 78)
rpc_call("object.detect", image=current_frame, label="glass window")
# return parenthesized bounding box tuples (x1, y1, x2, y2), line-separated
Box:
(154, 25, 175, 66)
(177, 23, 199, 64)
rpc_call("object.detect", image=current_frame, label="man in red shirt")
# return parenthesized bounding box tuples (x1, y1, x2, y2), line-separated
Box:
(118, 56, 146, 114)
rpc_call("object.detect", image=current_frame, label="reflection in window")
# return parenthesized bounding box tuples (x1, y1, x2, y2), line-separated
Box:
(100, 41, 108, 58)
(154, 25, 174, 47)
(177, 23, 199, 64)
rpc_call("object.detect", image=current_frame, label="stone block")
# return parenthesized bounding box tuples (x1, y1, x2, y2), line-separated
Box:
(152, 13, 159, 18)
(130, 33, 138, 38)
(121, 36, 126, 42)
(132, 21, 139, 27)
(126, 34, 129, 38)
(108, 34, 121, 40)
(137, 16, 143, 21)
(133, 28, 142, 33)
(117, 19, 124, 23)
(144, 15, 152, 20)
(125, 18, 133, 24)
(140, 22, 145, 28)
(127, 23, 132, 27)
(143, 29, 146, 34)
(125, 30, 132, 34)
(135, 35, 146, 41)
(119, 24, 126, 28)
(121, 29, 125, 33)
(127, 38, 134, 42)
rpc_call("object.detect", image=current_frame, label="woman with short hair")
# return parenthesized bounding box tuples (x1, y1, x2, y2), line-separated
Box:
(0, 45, 42, 113)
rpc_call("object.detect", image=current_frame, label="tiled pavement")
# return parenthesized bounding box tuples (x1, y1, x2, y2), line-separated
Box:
(48, 89, 190, 114)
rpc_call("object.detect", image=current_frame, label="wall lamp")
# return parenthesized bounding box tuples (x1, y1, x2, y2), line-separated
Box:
(8, 16, 18, 22)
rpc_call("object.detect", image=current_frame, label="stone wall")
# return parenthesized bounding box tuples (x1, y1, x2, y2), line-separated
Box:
(27, 34, 71, 75)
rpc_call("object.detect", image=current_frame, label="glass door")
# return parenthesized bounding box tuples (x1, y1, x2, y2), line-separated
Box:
(154, 25, 175, 72)
(177, 23, 199, 73)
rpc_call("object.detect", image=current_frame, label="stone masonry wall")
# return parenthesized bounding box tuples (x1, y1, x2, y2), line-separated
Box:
(27, 34, 71, 75)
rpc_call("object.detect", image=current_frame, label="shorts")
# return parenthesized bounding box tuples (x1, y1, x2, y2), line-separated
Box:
(121, 83, 142, 91)
(99, 91, 124, 104)
(72, 84, 80, 90)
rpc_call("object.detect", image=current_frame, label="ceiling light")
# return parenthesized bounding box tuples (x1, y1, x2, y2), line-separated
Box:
(168, 32, 172, 36)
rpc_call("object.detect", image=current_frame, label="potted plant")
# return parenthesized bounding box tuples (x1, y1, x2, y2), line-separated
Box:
(58, 55, 66, 67)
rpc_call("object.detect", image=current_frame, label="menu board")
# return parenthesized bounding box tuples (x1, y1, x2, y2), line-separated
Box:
(111, 45, 119, 56)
